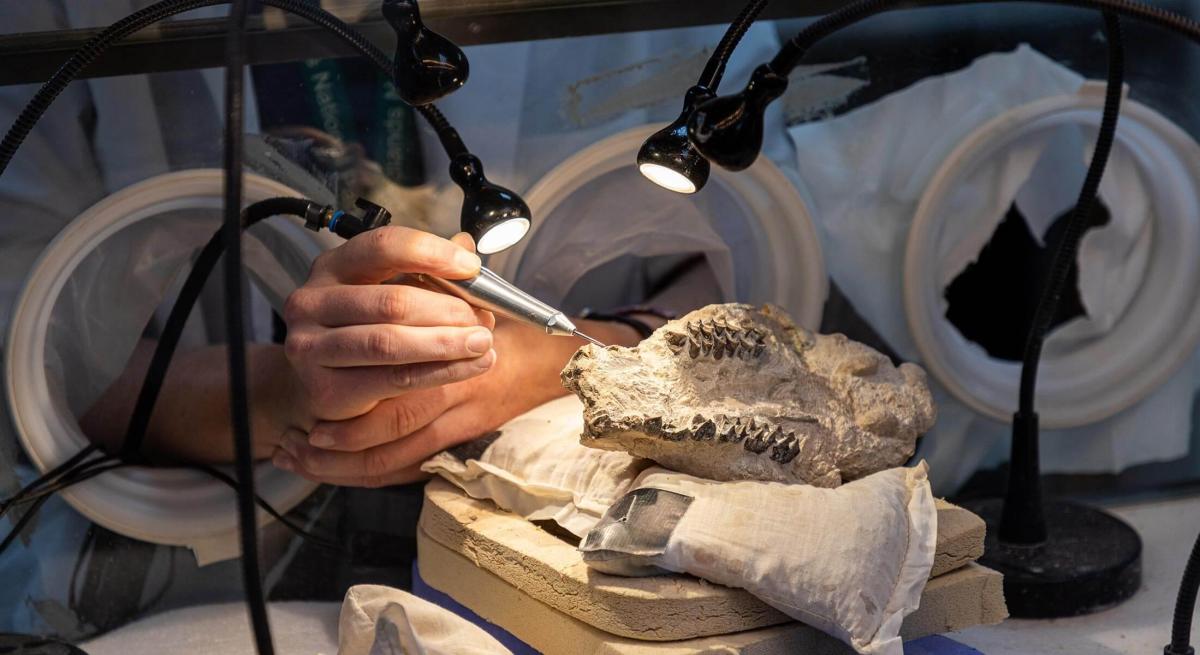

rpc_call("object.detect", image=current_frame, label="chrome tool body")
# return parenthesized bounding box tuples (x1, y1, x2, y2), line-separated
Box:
(419, 266, 606, 346)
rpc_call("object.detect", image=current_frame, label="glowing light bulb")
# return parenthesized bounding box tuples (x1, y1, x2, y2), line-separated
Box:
(476, 217, 530, 254)
(639, 162, 698, 194)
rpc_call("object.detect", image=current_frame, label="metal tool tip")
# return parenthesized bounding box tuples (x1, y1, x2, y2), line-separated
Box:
(573, 330, 606, 347)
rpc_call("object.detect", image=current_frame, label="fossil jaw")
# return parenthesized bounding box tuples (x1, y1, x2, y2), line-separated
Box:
(562, 303, 937, 487)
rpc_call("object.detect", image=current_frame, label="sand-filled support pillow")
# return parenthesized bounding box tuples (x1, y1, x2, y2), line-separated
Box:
(339, 585, 511, 655)
(422, 396, 649, 537)
(580, 463, 936, 655)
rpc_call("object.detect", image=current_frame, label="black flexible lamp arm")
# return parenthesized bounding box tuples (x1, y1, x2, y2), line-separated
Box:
(1001, 11, 1124, 547)
(687, 0, 1200, 171)
(697, 0, 769, 90)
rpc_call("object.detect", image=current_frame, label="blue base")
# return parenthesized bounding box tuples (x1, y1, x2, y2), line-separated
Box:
(411, 562, 983, 654)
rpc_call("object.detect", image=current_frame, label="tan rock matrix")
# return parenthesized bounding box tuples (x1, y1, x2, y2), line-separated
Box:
(561, 303, 936, 486)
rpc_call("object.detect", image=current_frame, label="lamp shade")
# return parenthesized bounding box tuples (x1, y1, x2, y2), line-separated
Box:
(450, 153, 532, 254)
(383, 0, 469, 106)
(636, 86, 714, 194)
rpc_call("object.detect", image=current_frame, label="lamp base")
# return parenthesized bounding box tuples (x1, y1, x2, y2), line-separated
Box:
(963, 498, 1142, 618)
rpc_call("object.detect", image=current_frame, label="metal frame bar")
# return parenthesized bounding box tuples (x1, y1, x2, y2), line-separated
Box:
(0, 1, 845, 86)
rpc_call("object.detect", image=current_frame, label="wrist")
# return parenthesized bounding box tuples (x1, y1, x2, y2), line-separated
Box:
(252, 344, 313, 447)
(574, 318, 643, 348)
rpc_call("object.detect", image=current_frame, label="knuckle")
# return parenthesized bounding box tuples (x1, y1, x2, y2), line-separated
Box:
(282, 289, 312, 325)
(310, 250, 333, 274)
(388, 365, 415, 390)
(283, 333, 314, 361)
(389, 401, 422, 435)
(365, 329, 401, 361)
(361, 449, 393, 480)
(379, 288, 412, 323)
(362, 226, 396, 255)
(437, 331, 462, 357)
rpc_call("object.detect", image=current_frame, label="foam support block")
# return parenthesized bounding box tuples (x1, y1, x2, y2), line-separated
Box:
(417, 528, 1005, 654)
(418, 479, 1000, 642)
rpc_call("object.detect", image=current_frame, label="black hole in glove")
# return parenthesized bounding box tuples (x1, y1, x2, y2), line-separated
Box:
(944, 199, 1110, 362)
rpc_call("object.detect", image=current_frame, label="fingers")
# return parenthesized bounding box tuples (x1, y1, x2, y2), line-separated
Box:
(285, 284, 486, 329)
(311, 351, 495, 412)
(306, 388, 456, 452)
(272, 433, 427, 488)
(449, 232, 476, 253)
(273, 409, 484, 485)
(311, 226, 481, 285)
(287, 324, 493, 367)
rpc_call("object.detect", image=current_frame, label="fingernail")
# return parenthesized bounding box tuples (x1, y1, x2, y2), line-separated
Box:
(474, 349, 497, 369)
(309, 430, 335, 448)
(273, 452, 295, 471)
(455, 249, 481, 272)
(466, 328, 493, 355)
(280, 432, 304, 457)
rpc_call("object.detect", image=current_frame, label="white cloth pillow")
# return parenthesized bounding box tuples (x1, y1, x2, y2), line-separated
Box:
(421, 395, 649, 537)
(340, 585, 511, 655)
(581, 463, 936, 655)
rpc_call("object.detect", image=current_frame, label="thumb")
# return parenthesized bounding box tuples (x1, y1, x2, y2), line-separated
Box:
(451, 232, 477, 254)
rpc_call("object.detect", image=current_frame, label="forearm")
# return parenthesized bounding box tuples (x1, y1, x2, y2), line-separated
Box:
(81, 340, 302, 464)
(489, 317, 642, 410)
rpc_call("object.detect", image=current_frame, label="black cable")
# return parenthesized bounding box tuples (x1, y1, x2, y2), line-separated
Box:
(188, 464, 345, 554)
(698, 0, 769, 89)
(122, 197, 317, 459)
(222, 1, 274, 653)
(0, 0, 473, 179)
(0, 495, 51, 556)
(0, 444, 99, 520)
(1170, 530, 1200, 654)
(771, 0, 1200, 74)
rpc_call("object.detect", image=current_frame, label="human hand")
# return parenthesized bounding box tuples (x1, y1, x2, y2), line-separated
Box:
(281, 228, 497, 426)
(271, 317, 640, 487)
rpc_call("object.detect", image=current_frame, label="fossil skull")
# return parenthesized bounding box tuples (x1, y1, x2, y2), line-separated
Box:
(561, 304, 936, 486)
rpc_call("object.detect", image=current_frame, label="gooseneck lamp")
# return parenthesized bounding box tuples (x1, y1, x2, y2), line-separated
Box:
(376, 0, 531, 252)
(678, 0, 1200, 636)
(635, 0, 768, 193)
(382, 0, 469, 105)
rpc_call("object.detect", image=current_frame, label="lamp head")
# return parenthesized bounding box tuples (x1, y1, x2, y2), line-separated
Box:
(450, 154, 531, 254)
(383, 0, 469, 105)
(687, 64, 787, 171)
(637, 86, 714, 194)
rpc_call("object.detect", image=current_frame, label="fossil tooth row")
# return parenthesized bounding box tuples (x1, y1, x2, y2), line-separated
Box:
(604, 413, 806, 464)
(561, 303, 937, 487)
(663, 318, 766, 360)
